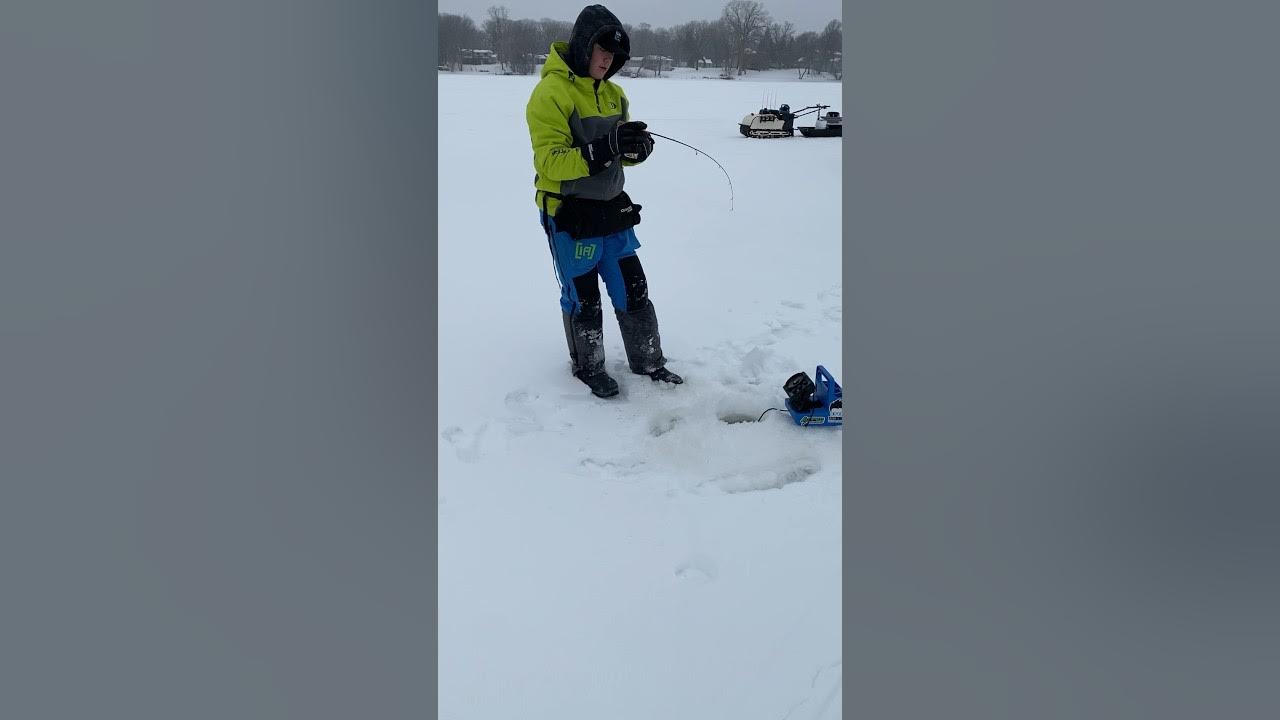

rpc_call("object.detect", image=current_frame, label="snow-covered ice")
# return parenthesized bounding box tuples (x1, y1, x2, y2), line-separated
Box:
(438, 68, 842, 720)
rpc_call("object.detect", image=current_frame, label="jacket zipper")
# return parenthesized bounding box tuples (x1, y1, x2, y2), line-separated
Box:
(594, 80, 601, 112)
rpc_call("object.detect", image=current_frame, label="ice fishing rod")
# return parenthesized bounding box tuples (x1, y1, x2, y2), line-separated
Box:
(647, 131, 734, 211)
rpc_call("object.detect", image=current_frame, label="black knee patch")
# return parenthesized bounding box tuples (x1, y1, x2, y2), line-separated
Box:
(617, 255, 649, 312)
(572, 271, 602, 315)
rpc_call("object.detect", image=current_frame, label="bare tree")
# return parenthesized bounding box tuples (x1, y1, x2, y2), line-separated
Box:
(536, 17, 572, 52)
(818, 19, 842, 78)
(721, 0, 770, 76)
(483, 6, 512, 72)
(759, 20, 794, 70)
(506, 18, 543, 74)
(709, 19, 732, 74)
(674, 20, 713, 71)
(438, 13, 480, 71)
(652, 28, 673, 77)
(631, 22, 655, 54)
(628, 22, 655, 76)
(672, 22, 689, 69)
(793, 30, 818, 78)
(626, 22, 674, 77)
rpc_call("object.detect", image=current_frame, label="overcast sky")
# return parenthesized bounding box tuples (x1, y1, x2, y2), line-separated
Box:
(437, 0, 841, 34)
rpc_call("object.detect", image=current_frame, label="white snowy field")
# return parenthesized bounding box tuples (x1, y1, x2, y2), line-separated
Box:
(438, 72, 842, 720)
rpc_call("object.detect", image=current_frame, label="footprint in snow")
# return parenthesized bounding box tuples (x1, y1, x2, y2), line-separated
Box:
(504, 388, 535, 406)
(710, 457, 822, 494)
(739, 346, 794, 386)
(650, 414, 682, 437)
(441, 422, 488, 463)
(579, 454, 648, 479)
(674, 553, 718, 584)
(503, 387, 545, 435)
(649, 405, 698, 437)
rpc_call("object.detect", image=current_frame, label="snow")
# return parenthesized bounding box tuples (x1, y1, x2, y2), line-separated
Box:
(438, 70, 842, 719)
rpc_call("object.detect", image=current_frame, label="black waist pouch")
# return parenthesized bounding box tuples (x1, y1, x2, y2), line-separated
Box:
(553, 192, 642, 240)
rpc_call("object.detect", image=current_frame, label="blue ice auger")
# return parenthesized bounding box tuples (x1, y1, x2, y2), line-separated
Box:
(783, 365, 843, 427)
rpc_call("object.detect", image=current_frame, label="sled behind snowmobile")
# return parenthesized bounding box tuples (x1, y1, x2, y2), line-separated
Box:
(798, 110, 843, 137)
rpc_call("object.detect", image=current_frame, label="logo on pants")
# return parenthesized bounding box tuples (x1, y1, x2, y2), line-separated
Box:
(574, 243, 596, 261)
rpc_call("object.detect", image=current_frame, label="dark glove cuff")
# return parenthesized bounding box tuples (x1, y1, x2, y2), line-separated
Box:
(583, 136, 616, 175)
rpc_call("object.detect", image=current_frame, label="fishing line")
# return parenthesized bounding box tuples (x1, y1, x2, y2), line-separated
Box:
(646, 131, 734, 211)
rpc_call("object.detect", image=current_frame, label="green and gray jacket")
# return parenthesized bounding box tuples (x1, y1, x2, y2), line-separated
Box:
(526, 40, 639, 217)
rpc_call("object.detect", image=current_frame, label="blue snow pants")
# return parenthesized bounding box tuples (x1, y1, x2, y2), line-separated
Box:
(540, 211, 643, 316)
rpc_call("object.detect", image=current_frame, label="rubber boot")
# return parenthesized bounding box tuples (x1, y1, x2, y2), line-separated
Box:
(562, 305, 619, 398)
(616, 300, 683, 384)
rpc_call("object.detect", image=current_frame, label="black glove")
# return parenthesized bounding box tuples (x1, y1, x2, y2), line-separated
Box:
(583, 121, 651, 175)
(624, 130, 654, 163)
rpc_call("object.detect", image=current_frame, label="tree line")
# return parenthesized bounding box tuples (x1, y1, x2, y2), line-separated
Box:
(438, 1, 841, 79)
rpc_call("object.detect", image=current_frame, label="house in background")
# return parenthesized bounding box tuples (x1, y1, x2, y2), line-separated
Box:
(460, 48, 497, 65)
(631, 55, 675, 73)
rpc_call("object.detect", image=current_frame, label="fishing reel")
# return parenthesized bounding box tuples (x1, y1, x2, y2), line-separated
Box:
(784, 372, 819, 411)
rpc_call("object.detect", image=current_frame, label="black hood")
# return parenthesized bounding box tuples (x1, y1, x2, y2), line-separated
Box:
(565, 5, 630, 81)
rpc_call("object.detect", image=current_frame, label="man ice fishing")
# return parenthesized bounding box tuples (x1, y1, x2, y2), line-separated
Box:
(526, 4, 683, 398)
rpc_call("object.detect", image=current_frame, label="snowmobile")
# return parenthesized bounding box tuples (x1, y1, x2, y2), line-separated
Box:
(738, 104, 842, 138)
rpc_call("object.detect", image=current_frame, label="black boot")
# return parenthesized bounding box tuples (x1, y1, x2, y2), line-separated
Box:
(647, 367, 684, 384)
(562, 305, 619, 398)
(616, 300, 682, 384)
